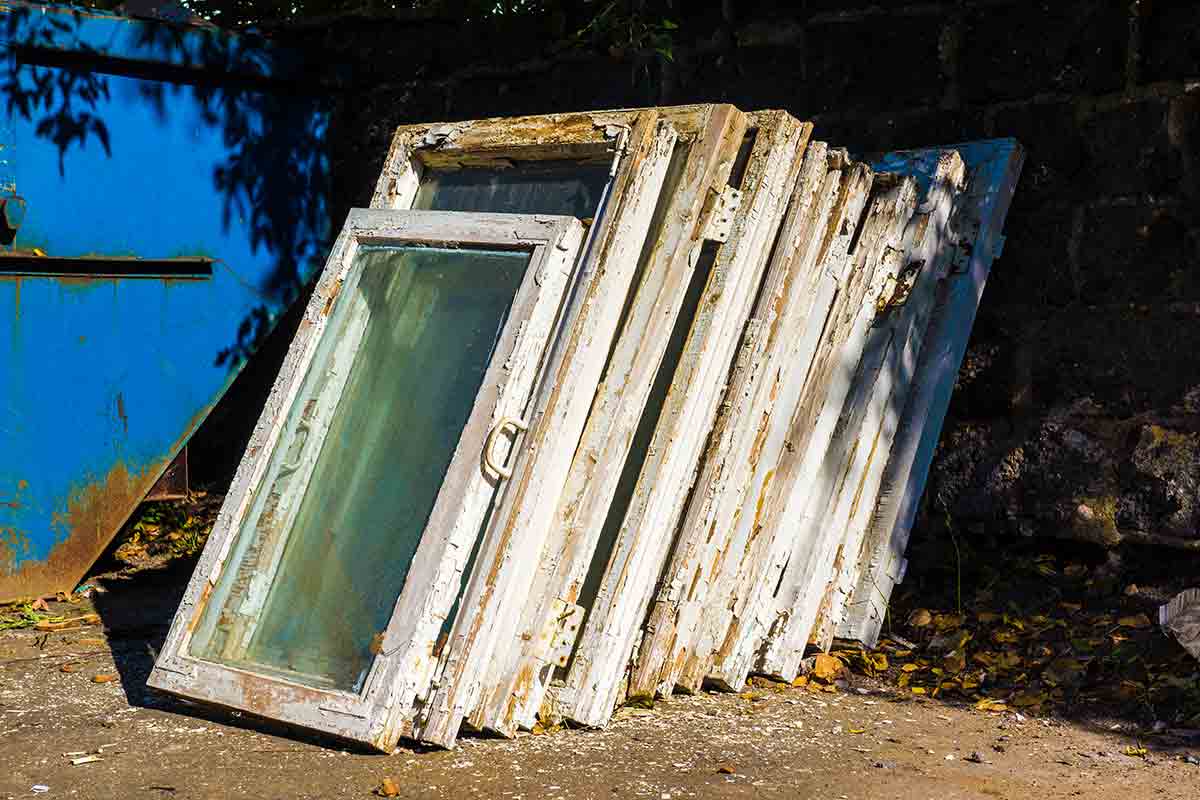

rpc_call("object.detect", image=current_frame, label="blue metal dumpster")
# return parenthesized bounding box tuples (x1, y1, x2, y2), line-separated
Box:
(0, 2, 330, 599)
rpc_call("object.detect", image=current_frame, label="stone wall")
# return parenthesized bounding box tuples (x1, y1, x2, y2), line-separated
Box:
(269, 0, 1200, 545)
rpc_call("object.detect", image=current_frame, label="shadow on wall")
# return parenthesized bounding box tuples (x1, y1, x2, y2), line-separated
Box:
(0, 4, 332, 367)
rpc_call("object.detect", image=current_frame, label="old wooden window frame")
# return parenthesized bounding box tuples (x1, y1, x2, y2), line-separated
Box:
(627, 143, 876, 699)
(457, 105, 752, 741)
(151, 106, 687, 751)
(149, 209, 584, 751)
(359, 108, 790, 749)
(838, 140, 1025, 648)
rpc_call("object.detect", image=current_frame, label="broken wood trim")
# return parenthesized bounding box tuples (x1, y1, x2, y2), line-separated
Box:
(560, 111, 812, 728)
(467, 104, 751, 738)
(838, 139, 1026, 648)
(149, 211, 585, 751)
(410, 111, 682, 749)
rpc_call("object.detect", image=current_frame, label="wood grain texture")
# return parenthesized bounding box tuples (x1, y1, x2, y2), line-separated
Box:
(677, 158, 875, 693)
(561, 112, 812, 728)
(838, 140, 1025, 647)
(808, 152, 967, 652)
(470, 106, 750, 738)
(628, 140, 841, 700)
(412, 112, 679, 748)
(751, 177, 921, 682)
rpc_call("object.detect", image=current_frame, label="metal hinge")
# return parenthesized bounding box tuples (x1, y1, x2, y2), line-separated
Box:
(545, 599, 586, 668)
(701, 185, 743, 243)
(950, 216, 981, 275)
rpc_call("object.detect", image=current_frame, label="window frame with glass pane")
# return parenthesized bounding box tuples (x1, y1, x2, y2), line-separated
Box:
(149, 209, 584, 750)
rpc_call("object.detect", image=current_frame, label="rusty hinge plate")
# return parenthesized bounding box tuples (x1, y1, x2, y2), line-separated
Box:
(547, 599, 585, 668)
(702, 185, 742, 243)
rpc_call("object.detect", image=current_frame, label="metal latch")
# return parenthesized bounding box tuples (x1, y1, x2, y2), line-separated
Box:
(701, 185, 742, 243)
(484, 416, 529, 480)
(546, 599, 585, 668)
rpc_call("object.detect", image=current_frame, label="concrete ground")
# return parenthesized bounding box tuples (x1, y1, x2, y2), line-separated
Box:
(2, 563, 1197, 800)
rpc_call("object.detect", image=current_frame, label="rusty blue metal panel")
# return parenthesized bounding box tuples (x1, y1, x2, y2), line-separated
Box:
(0, 2, 329, 598)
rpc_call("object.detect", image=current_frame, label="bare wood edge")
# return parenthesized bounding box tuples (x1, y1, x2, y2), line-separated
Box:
(470, 105, 752, 737)
(627, 140, 835, 700)
(411, 111, 679, 748)
(751, 178, 922, 683)
(809, 152, 968, 651)
(561, 112, 812, 728)
(677, 162, 876, 694)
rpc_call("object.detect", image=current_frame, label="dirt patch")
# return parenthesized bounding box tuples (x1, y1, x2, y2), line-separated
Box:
(1, 558, 1198, 799)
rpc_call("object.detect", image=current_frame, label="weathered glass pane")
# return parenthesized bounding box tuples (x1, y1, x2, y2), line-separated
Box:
(189, 244, 530, 692)
(414, 160, 610, 218)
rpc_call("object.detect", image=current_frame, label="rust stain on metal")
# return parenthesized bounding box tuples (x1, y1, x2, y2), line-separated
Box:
(0, 460, 160, 598)
(116, 393, 128, 436)
(0, 406, 211, 600)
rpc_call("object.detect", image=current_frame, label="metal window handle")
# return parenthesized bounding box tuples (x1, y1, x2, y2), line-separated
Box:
(484, 416, 529, 480)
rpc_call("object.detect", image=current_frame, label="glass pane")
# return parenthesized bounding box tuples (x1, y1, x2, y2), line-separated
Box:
(189, 243, 531, 692)
(414, 160, 610, 218)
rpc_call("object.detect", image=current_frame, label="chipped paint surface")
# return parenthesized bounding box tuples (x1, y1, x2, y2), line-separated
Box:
(0, 2, 330, 599)
(145, 93, 1021, 752)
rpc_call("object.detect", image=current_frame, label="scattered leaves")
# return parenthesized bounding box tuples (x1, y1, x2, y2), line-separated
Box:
(1117, 614, 1152, 630)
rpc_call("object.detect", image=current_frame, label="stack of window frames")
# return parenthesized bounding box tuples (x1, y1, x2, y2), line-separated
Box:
(149, 105, 1022, 752)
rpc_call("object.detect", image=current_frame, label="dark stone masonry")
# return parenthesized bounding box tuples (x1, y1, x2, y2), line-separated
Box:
(251, 0, 1200, 547)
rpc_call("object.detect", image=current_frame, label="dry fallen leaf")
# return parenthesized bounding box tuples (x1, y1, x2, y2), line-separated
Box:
(375, 778, 401, 797)
(974, 698, 1008, 713)
(1010, 690, 1045, 708)
(943, 651, 967, 675)
(908, 609, 933, 628)
(92, 674, 117, 684)
(812, 654, 844, 682)
(716, 765, 736, 775)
